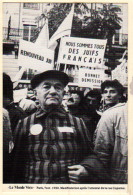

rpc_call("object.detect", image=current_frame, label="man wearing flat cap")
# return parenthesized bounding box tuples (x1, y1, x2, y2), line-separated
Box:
(13, 70, 109, 184)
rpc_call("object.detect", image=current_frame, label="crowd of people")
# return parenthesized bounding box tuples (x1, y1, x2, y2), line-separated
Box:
(3, 70, 127, 184)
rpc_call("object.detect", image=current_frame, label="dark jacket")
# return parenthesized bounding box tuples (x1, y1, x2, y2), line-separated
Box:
(3, 108, 14, 183)
(68, 105, 100, 142)
(6, 102, 27, 133)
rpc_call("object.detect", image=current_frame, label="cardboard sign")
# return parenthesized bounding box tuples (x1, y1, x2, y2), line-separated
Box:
(112, 59, 127, 86)
(18, 40, 54, 72)
(78, 68, 105, 88)
(58, 37, 107, 68)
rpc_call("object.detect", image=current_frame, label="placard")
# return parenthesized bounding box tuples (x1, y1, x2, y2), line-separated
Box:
(18, 40, 54, 72)
(78, 68, 105, 88)
(112, 59, 127, 86)
(58, 37, 107, 68)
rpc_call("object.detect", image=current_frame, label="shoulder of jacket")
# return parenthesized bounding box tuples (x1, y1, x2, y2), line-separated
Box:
(67, 113, 84, 128)
(104, 103, 126, 113)
(101, 103, 127, 122)
(20, 112, 36, 123)
(68, 113, 82, 121)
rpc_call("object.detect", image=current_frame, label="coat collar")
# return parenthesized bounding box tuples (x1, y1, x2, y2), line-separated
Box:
(35, 105, 67, 118)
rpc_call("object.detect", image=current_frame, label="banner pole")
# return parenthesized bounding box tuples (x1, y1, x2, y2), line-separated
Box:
(64, 64, 67, 73)
(58, 63, 60, 71)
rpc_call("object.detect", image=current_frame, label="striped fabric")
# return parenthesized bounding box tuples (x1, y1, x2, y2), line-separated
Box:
(13, 106, 93, 184)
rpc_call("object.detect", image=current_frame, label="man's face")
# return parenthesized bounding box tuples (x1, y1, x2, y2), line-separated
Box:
(85, 96, 99, 111)
(67, 93, 81, 106)
(35, 78, 64, 109)
(102, 87, 121, 105)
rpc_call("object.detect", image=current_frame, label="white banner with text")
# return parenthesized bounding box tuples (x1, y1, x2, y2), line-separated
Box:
(58, 37, 107, 68)
(112, 59, 127, 87)
(18, 40, 54, 72)
(78, 68, 105, 88)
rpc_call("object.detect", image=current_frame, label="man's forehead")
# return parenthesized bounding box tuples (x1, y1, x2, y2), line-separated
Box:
(40, 78, 64, 85)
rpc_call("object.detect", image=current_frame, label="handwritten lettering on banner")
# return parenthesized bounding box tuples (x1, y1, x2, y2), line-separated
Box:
(78, 68, 105, 88)
(18, 40, 54, 72)
(58, 37, 107, 68)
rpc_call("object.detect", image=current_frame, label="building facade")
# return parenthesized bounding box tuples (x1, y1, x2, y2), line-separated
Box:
(3, 3, 128, 88)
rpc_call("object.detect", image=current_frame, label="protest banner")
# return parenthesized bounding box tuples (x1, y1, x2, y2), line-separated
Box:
(78, 68, 105, 88)
(18, 40, 54, 72)
(48, 4, 74, 49)
(112, 59, 127, 86)
(58, 37, 107, 68)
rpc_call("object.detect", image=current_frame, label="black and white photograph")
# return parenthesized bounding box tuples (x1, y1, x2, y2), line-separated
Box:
(2, 2, 128, 188)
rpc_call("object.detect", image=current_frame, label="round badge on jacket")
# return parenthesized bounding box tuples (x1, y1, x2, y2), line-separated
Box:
(30, 124, 43, 135)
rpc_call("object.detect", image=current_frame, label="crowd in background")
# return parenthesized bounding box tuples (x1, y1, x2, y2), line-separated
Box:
(3, 72, 127, 184)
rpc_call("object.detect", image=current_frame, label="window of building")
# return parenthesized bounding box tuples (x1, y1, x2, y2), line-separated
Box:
(23, 3, 40, 10)
(23, 25, 36, 42)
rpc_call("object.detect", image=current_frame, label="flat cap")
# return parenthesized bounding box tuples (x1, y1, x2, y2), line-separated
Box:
(31, 70, 69, 89)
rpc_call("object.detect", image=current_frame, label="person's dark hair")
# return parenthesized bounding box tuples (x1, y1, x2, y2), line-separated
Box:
(3, 73, 13, 101)
(101, 79, 124, 96)
(84, 89, 101, 103)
